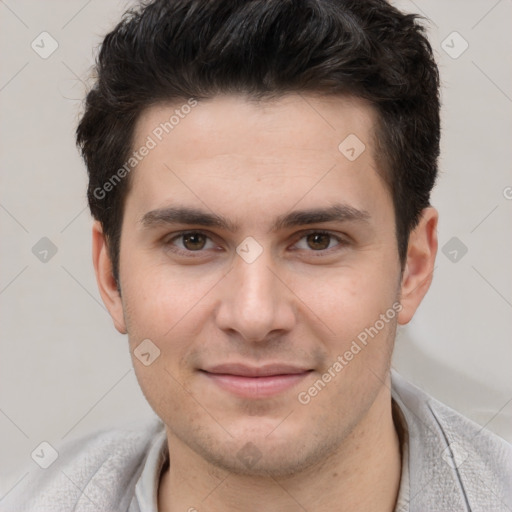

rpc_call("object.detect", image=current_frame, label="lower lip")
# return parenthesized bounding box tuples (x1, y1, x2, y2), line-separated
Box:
(201, 371, 311, 398)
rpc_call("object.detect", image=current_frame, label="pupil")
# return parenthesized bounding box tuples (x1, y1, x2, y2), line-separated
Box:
(184, 233, 205, 250)
(307, 233, 330, 250)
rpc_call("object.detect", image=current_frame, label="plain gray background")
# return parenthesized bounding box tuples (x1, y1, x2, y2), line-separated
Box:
(1, 0, 511, 498)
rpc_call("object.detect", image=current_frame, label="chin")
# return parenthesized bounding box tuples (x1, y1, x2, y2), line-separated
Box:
(188, 425, 336, 479)
(203, 446, 313, 478)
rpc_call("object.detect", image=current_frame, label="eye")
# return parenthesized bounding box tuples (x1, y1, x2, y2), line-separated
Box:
(165, 231, 216, 253)
(293, 231, 344, 252)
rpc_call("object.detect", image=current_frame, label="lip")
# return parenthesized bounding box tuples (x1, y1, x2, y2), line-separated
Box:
(200, 363, 313, 399)
(203, 363, 311, 377)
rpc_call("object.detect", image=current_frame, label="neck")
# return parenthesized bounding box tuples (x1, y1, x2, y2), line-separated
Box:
(158, 385, 401, 512)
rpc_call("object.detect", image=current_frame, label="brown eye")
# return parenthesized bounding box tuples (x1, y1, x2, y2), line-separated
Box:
(306, 233, 332, 250)
(182, 233, 207, 250)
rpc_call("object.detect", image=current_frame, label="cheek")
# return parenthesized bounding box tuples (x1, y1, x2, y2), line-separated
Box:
(294, 274, 398, 426)
(292, 264, 399, 346)
(120, 261, 214, 418)
(121, 252, 222, 341)
(120, 265, 216, 410)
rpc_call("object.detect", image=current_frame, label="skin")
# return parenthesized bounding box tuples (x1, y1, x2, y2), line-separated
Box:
(92, 93, 438, 511)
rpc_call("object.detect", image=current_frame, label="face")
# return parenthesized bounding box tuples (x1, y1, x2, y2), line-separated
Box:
(94, 93, 435, 477)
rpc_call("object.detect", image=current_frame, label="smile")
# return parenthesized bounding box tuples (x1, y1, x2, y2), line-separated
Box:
(200, 364, 313, 399)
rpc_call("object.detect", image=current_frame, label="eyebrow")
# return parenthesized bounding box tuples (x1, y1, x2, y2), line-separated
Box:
(140, 203, 370, 232)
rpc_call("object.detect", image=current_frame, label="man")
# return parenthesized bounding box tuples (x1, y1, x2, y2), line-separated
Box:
(3, 0, 510, 511)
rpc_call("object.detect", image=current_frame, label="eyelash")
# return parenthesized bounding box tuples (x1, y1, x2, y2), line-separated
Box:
(163, 230, 348, 258)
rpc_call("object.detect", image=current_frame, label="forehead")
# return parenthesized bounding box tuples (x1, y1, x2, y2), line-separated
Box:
(125, 93, 390, 225)
(133, 93, 377, 161)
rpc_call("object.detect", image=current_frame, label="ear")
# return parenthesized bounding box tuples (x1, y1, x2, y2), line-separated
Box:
(92, 221, 127, 334)
(398, 207, 438, 325)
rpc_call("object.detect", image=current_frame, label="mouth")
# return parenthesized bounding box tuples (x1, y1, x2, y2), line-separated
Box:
(199, 363, 314, 399)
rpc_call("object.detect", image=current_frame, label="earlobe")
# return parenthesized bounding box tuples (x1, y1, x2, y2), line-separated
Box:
(91, 221, 127, 334)
(398, 207, 438, 325)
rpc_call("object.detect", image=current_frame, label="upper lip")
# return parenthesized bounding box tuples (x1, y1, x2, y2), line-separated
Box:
(202, 363, 312, 377)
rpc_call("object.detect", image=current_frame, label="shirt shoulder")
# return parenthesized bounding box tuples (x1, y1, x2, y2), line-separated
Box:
(391, 370, 512, 512)
(1, 417, 165, 512)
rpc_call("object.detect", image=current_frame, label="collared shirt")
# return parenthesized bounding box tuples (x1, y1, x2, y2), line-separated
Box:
(2, 371, 511, 511)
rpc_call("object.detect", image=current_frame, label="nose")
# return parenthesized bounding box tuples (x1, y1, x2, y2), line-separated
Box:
(214, 247, 296, 343)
